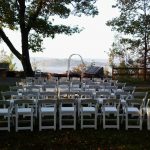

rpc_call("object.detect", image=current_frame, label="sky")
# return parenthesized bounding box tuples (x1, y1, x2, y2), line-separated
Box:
(1, 0, 119, 62)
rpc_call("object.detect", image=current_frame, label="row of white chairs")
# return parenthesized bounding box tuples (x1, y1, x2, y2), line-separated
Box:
(0, 92, 149, 132)
(16, 77, 126, 92)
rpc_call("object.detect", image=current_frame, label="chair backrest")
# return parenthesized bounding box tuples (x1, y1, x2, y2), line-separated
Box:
(59, 98, 76, 107)
(39, 91, 58, 99)
(78, 91, 93, 99)
(9, 85, 24, 92)
(25, 85, 41, 92)
(42, 84, 57, 92)
(115, 91, 129, 100)
(22, 91, 39, 99)
(1, 91, 18, 100)
(126, 99, 143, 108)
(132, 91, 148, 106)
(80, 99, 98, 110)
(115, 82, 126, 89)
(0, 100, 11, 108)
(80, 99, 97, 105)
(38, 99, 57, 107)
(14, 99, 34, 107)
(59, 91, 78, 99)
(102, 98, 120, 108)
(122, 86, 136, 94)
(96, 91, 111, 98)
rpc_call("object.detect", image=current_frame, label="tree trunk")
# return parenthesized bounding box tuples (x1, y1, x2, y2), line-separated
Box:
(143, 32, 147, 81)
(22, 53, 34, 77)
(21, 31, 34, 77)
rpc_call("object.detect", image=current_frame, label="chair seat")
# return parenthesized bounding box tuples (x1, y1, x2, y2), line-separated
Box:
(0, 108, 9, 114)
(126, 107, 140, 114)
(103, 107, 117, 113)
(82, 107, 96, 113)
(147, 108, 150, 114)
(41, 107, 55, 113)
(17, 108, 32, 114)
(61, 107, 75, 112)
(95, 98, 103, 104)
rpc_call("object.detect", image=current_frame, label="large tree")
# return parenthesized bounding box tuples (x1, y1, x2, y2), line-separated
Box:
(0, 0, 98, 76)
(107, 0, 150, 80)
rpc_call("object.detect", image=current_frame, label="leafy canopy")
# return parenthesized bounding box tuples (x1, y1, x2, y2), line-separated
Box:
(0, 0, 98, 52)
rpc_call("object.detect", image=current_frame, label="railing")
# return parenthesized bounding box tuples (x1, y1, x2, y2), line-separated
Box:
(112, 67, 150, 80)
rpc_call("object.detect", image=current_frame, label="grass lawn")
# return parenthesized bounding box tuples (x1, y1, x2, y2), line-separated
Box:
(0, 80, 150, 150)
(0, 126, 150, 150)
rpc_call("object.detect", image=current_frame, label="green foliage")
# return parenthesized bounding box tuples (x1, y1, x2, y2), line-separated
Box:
(0, 49, 17, 71)
(0, 0, 98, 76)
(72, 63, 86, 74)
(0, 0, 98, 53)
(107, 0, 150, 80)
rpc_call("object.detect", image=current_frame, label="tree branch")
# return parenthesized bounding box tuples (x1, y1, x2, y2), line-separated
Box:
(26, 0, 44, 32)
(0, 28, 22, 60)
(17, 0, 26, 32)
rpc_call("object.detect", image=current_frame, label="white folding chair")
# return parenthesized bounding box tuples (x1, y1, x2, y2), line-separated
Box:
(0, 101, 11, 131)
(38, 99, 57, 131)
(40, 91, 58, 100)
(1, 91, 19, 101)
(122, 86, 136, 94)
(80, 99, 98, 129)
(146, 99, 150, 130)
(77, 91, 93, 116)
(101, 98, 120, 130)
(14, 99, 34, 132)
(95, 91, 111, 104)
(59, 98, 76, 130)
(22, 91, 39, 117)
(124, 99, 143, 130)
(42, 84, 57, 92)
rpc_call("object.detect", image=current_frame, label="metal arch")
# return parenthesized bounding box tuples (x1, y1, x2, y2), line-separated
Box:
(67, 54, 85, 80)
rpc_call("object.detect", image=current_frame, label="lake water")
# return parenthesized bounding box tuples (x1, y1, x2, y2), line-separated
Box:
(41, 66, 68, 73)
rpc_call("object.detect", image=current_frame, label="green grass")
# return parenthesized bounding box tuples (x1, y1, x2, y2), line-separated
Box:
(0, 127, 150, 150)
(0, 81, 150, 149)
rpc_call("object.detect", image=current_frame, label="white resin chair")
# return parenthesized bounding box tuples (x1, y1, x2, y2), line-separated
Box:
(59, 98, 76, 130)
(38, 99, 57, 131)
(0, 101, 11, 131)
(39, 91, 58, 100)
(122, 86, 136, 94)
(95, 91, 111, 104)
(22, 91, 39, 117)
(14, 99, 34, 132)
(77, 91, 93, 116)
(1, 91, 19, 101)
(101, 98, 120, 130)
(42, 84, 57, 92)
(146, 99, 150, 130)
(124, 99, 143, 130)
(80, 99, 98, 129)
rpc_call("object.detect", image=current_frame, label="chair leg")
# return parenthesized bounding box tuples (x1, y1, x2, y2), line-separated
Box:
(16, 114, 18, 132)
(148, 114, 150, 130)
(95, 113, 97, 130)
(7, 115, 10, 132)
(103, 112, 105, 129)
(59, 113, 62, 130)
(39, 112, 41, 131)
(125, 113, 128, 130)
(117, 112, 119, 130)
(31, 114, 33, 131)
(81, 112, 83, 129)
(53, 113, 56, 130)
(140, 115, 142, 130)
(74, 112, 76, 130)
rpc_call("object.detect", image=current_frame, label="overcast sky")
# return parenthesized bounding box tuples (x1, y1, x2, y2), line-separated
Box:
(1, 0, 119, 61)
